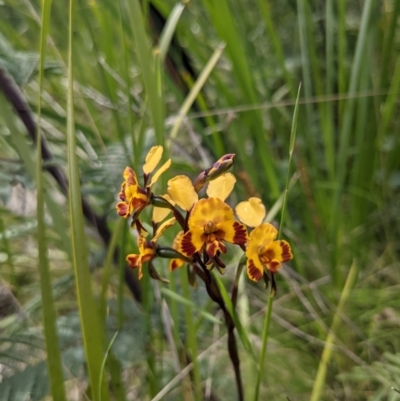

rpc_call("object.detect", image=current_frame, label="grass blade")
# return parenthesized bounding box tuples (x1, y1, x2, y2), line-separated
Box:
(158, 2, 186, 63)
(169, 43, 225, 143)
(126, 0, 164, 146)
(36, 0, 67, 398)
(212, 272, 255, 359)
(66, 0, 110, 398)
(331, 0, 375, 243)
(310, 262, 358, 401)
(98, 332, 119, 401)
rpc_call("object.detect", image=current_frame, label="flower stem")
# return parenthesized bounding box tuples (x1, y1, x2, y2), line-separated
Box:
(253, 289, 275, 401)
(194, 261, 244, 401)
(180, 268, 202, 401)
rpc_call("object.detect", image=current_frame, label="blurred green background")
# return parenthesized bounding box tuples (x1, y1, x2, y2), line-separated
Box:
(1, 0, 400, 400)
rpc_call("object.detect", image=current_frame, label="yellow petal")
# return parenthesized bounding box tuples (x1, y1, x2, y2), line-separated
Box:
(148, 159, 171, 187)
(126, 253, 141, 268)
(152, 217, 176, 242)
(235, 197, 266, 227)
(216, 220, 248, 244)
(123, 167, 139, 186)
(143, 146, 163, 174)
(167, 175, 198, 211)
(246, 223, 278, 260)
(181, 227, 204, 256)
(261, 240, 293, 273)
(189, 198, 234, 230)
(206, 173, 236, 201)
(246, 257, 264, 282)
(152, 194, 174, 223)
(169, 258, 185, 271)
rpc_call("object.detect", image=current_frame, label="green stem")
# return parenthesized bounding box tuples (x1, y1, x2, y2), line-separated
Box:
(253, 289, 274, 401)
(310, 262, 358, 401)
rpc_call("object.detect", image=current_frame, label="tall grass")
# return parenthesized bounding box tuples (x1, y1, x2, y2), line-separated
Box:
(1, 0, 400, 400)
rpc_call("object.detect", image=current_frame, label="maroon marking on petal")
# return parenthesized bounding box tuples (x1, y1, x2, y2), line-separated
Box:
(267, 260, 281, 273)
(119, 183, 127, 201)
(280, 241, 293, 262)
(233, 222, 248, 244)
(247, 259, 263, 282)
(126, 254, 141, 269)
(219, 241, 227, 254)
(206, 241, 218, 258)
(181, 232, 197, 256)
(125, 167, 138, 186)
(116, 202, 129, 218)
(170, 260, 179, 271)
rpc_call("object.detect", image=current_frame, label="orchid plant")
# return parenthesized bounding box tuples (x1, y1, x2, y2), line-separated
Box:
(116, 146, 293, 399)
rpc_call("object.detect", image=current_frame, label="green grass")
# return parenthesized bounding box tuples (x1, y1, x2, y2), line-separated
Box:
(1, 0, 400, 400)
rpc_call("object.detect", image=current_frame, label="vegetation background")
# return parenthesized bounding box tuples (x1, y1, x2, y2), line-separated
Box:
(0, 0, 400, 400)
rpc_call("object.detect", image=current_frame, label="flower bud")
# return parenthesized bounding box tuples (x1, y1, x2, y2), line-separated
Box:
(193, 153, 235, 192)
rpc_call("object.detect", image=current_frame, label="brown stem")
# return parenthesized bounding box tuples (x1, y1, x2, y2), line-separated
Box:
(194, 260, 244, 401)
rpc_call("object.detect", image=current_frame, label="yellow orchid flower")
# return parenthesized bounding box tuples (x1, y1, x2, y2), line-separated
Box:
(116, 146, 171, 219)
(126, 236, 157, 280)
(181, 198, 248, 258)
(245, 223, 293, 281)
(126, 217, 176, 279)
(116, 167, 148, 218)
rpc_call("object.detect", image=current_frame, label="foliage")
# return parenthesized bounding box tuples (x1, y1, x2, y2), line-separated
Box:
(0, 0, 400, 400)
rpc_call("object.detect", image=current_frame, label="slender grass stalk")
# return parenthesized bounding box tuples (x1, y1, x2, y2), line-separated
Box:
(279, 84, 300, 239)
(118, 222, 128, 329)
(161, 288, 221, 325)
(66, 0, 110, 398)
(324, 0, 335, 179)
(331, 0, 374, 244)
(179, 59, 224, 156)
(100, 218, 124, 322)
(310, 261, 358, 401)
(143, 273, 158, 397)
(36, 0, 67, 399)
(380, 0, 400, 88)
(158, 2, 187, 63)
(296, 0, 315, 163)
(180, 268, 202, 401)
(98, 332, 119, 401)
(253, 84, 300, 401)
(126, 0, 164, 146)
(212, 272, 254, 358)
(168, 43, 225, 143)
(337, 0, 348, 116)
(252, 291, 274, 401)
(116, 0, 136, 162)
